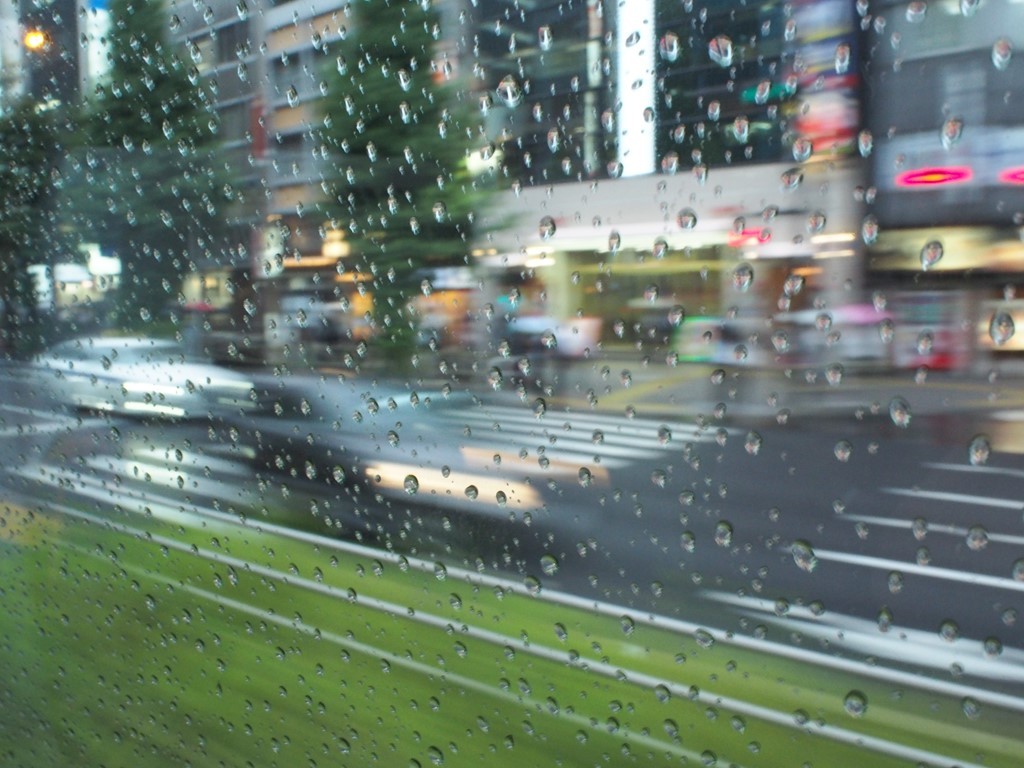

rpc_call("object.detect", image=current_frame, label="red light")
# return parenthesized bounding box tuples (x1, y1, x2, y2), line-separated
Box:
(727, 228, 768, 247)
(999, 167, 1024, 185)
(895, 167, 972, 186)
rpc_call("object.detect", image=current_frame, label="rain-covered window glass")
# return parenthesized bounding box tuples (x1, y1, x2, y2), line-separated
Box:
(2, 0, 1023, 766)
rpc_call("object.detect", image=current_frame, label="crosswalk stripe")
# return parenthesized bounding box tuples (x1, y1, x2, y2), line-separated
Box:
(71, 455, 259, 508)
(456, 404, 740, 436)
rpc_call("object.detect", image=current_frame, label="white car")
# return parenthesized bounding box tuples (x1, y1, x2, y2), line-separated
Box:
(34, 336, 258, 419)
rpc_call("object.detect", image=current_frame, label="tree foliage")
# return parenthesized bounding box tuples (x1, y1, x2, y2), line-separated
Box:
(0, 102, 61, 356)
(59, 0, 234, 325)
(319, 0, 488, 354)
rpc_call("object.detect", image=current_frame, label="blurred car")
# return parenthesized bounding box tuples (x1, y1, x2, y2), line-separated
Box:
(33, 336, 259, 419)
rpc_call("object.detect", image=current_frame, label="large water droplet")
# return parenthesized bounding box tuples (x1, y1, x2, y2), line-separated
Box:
(920, 240, 944, 270)
(538, 25, 553, 51)
(539, 215, 556, 240)
(780, 167, 803, 190)
(791, 540, 818, 572)
(843, 690, 868, 717)
(495, 75, 523, 107)
(714, 521, 733, 547)
(968, 435, 991, 466)
(989, 312, 1015, 346)
(993, 38, 1013, 70)
(659, 32, 680, 61)
(732, 116, 750, 143)
(941, 117, 964, 150)
(889, 397, 912, 428)
(732, 263, 754, 292)
(861, 214, 879, 245)
(708, 35, 733, 67)
(677, 208, 698, 230)
(792, 137, 813, 163)
(540, 554, 559, 575)
(404, 475, 419, 494)
(835, 42, 852, 74)
(905, 1, 927, 22)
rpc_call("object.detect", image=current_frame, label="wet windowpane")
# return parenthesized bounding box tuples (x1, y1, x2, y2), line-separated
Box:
(2, 0, 1023, 766)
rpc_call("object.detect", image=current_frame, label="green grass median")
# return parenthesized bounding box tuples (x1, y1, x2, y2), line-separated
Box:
(1, 497, 1019, 767)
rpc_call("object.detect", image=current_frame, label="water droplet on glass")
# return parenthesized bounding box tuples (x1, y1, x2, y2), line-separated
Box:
(539, 215, 556, 240)
(878, 318, 895, 344)
(784, 19, 797, 42)
(495, 75, 523, 107)
(607, 230, 621, 253)
(677, 208, 698, 230)
(835, 42, 852, 74)
(781, 167, 803, 190)
(538, 25, 553, 51)
(889, 397, 912, 428)
(708, 35, 733, 67)
(961, 0, 980, 15)
(707, 100, 721, 121)
(404, 475, 419, 495)
(941, 117, 964, 150)
(745, 431, 762, 455)
(524, 575, 542, 596)
(714, 521, 733, 547)
(843, 690, 868, 717)
(732, 116, 750, 143)
(906, 1, 927, 22)
(966, 524, 989, 551)
(806, 210, 826, 233)
(939, 619, 960, 642)
(659, 32, 680, 61)
(783, 274, 805, 297)
(834, 440, 853, 462)
(989, 312, 1015, 346)
(791, 540, 818, 572)
(861, 214, 880, 245)
(920, 240, 944, 270)
(465, 485, 479, 500)
(823, 363, 843, 387)
(695, 628, 715, 648)
(792, 137, 813, 162)
(968, 435, 991, 466)
(771, 330, 790, 354)
(992, 38, 1013, 70)
(540, 554, 559, 575)
(732, 263, 754, 292)
(432, 201, 447, 222)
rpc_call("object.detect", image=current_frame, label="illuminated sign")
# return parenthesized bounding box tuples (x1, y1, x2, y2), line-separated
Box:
(999, 167, 1024, 185)
(895, 167, 972, 186)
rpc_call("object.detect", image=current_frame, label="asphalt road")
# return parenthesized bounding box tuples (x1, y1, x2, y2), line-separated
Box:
(2, 359, 1023, 705)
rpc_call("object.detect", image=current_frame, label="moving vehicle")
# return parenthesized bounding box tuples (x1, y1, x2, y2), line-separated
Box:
(33, 336, 258, 419)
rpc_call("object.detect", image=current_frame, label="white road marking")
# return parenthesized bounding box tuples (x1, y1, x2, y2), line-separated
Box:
(842, 513, 1024, 546)
(882, 486, 1023, 511)
(704, 590, 1024, 690)
(815, 547, 1024, 593)
(923, 461, 1024, 481)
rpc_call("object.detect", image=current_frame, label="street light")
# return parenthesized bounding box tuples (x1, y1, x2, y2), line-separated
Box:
(23, 28, 50, 51)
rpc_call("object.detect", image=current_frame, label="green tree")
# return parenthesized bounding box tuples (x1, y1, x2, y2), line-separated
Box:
(0, 101, 61, 357)
(60, 0, 234, 327)
(319, 0, 487, 361)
